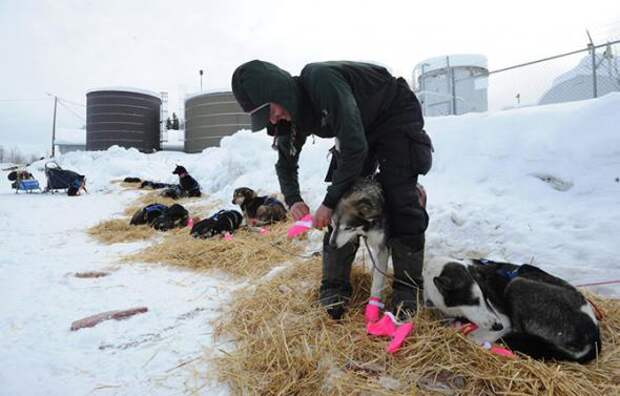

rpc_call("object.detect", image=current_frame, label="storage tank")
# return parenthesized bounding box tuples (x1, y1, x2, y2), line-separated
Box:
(184, 91, 250, 153)
(413, 54, 488, 116)
(86, 88, 162, 152)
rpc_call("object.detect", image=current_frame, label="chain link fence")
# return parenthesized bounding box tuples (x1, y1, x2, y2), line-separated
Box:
(414, 40, 620, 116)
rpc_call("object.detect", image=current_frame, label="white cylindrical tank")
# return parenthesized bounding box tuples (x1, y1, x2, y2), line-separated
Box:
(413, 54, 488, 117)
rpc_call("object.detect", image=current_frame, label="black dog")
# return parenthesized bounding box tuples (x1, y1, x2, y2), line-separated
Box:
(191, 210, 243, 239)
(152, 204, 189, 231)
(130, 203, 169, 225)
(173, 165, 201, 198)
(140, 181, 175, 190)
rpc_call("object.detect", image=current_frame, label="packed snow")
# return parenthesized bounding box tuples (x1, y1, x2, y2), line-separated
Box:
(1, 93, 619, 395)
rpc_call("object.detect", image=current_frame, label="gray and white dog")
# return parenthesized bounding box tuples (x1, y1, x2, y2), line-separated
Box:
(329, 178, 390, 302)
(423, 256, 602, 363)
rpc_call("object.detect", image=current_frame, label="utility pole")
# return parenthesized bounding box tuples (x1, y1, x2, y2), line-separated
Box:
(51, 95, 57, 157)
(199, 69, 204, 92)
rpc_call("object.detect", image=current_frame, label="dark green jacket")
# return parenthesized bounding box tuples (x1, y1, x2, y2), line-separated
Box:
(233, 60, 421, 209)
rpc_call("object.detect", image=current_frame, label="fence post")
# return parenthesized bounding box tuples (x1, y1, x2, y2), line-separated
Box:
(446, 56, 457, 115)
(589, 43, 598, 98)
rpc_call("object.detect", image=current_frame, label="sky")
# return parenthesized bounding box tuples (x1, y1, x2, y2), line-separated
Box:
(0, 0, 619, 155)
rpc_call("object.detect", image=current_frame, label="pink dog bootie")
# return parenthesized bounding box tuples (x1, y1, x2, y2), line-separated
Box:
(367, 313, 397, 337)
(387, 321, 415, 354)
(365, 297, 384, 324)
(287, 214, 313, 239)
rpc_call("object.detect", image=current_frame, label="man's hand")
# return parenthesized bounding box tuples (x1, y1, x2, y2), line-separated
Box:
(289, 201, 310, 221)
(313, 204, 333, 229)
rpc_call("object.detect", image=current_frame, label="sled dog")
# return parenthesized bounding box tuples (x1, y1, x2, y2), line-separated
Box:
(329, 178, 390, 301)
(423, 257, 601, 362)
(232, 187, 287, 226)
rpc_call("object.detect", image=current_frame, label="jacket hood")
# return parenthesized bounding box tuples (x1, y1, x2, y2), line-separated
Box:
(231, 60, 300, 130)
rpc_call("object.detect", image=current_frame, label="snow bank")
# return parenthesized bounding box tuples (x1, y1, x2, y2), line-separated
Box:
(21, 93, 620, 290)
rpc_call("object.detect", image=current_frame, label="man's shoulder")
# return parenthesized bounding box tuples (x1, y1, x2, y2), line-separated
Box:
(299, 62, 349, 91)
(300, 62, 336, 79)
(301, 61, 391, 81)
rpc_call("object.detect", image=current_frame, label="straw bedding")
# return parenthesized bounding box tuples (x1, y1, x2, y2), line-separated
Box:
(213, 259, 620, 395)
(87, 219, 156, 244)
(124, 221, 305, 278)
(89, 188, 208, 245)
(91, 182, 620, 394)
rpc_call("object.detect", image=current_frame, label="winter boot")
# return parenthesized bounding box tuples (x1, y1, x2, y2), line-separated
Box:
(389, 234, 425, 320)
(319, 229, 358, 320)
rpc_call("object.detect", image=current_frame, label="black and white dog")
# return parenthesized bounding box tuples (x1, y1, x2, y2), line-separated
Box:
(423, 257, 602, 363)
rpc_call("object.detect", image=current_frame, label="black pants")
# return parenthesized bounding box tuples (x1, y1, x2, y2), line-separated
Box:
(359, 78, 431, 238)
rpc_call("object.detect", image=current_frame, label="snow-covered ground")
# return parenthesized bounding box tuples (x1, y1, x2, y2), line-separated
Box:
(1, 93, 619, 395)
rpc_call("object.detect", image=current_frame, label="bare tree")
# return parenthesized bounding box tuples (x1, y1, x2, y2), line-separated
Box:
(0, 145, 4, 163)
(28, 153, 40, 164)
(9, 147, 25, 165)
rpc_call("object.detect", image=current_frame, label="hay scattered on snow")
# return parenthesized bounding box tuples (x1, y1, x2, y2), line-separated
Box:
(88, 183, 214, 245)
(124, 221, 304, 278)
(119, 181, 142, 189)
(87, 219, 156, 244)
(212, 260, 620, 395)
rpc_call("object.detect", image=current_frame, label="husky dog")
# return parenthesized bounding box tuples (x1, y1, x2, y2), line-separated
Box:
(423, 257, 602, 363)
(232, 187, 287, 226)
(329, 178, 390, 302)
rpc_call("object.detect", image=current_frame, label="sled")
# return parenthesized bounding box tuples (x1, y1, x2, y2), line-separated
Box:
(44, 161, 87, 195)
(15, 179, 42, 194)
(7, 168, 41, 194)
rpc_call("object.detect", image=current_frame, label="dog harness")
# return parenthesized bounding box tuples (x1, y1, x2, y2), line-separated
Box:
(477, 258, 519, 281)
(145, 204, 168, 214)
(264, 197, 283, 207)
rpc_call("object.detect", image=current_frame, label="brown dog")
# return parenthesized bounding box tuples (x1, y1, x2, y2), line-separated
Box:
(232, 187, 287, 226)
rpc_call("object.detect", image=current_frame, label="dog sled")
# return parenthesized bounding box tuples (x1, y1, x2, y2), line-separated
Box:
(44, 161, 87, 196)
(6, 167, 42, 194)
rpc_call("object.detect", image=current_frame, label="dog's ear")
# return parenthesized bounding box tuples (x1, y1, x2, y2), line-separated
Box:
(433, 275, 456, 293)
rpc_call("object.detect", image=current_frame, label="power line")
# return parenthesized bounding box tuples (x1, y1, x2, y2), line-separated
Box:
(58, 97, 86, 107)
(57, 99, 86, 122)
(0, 98, 50, 102)
(59, 98, 87, 113)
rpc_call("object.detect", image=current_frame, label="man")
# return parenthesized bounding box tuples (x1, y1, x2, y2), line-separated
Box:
(232, 60, 432, 320)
